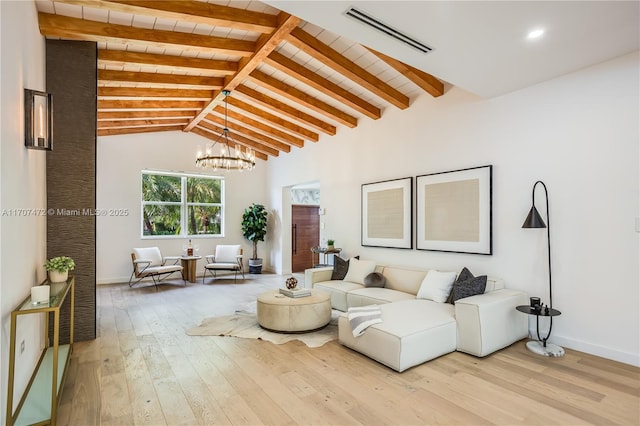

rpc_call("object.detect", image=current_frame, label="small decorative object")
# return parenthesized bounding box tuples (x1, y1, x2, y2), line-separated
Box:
(327, 239, 335, 250)
(31, 285, 50, 305)
(285, 276, 298, 289)
(44, 256, 75, 282)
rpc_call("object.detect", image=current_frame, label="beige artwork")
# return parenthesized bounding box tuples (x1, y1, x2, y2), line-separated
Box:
(425, 179, 479, 242)
(367, 188, 404, 239)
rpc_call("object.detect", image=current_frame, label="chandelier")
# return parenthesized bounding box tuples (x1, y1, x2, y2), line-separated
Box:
(195, 90, 256, 171)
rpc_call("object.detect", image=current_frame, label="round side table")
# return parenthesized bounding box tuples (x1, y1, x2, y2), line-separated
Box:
(516, 305, 565, 357)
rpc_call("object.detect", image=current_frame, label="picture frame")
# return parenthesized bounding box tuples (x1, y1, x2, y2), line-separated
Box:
(416, 165, 492, 255)
(361, 177, 412, 249)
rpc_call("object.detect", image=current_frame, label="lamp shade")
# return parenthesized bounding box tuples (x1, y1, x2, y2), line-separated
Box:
(522, 206, 546, 228)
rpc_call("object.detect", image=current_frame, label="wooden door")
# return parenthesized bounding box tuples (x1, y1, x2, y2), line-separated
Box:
(291, 205, 320, 272)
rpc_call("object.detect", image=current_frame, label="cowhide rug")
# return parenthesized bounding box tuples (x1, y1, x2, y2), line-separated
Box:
(186, 310, 340, 348)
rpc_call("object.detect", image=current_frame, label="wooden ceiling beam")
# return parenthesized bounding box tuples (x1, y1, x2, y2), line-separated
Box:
(98, 125, 184, 137)
(213, 105, 304, 148)
(286, 27, 410, 109)
(98, 50, 238, 76)
(184, 13, 301, 132)
(366, 48, 444, 98)
(98, 110, 195, 120)
(227, 97, 319, 142)
(98, 87, 214, 100)
(98, 70, 223, 89)
(204, 114, 291, 153)
(98, 100, 204, 110)
(38, 12, 255, 57)
(249, 70, 357, 128)
(265, 51, 381, 120)
(56, 0, 278, 33)
(193, 126, 273, 159)
(98, 118, 189, 129)
(235, 85, 336, 135)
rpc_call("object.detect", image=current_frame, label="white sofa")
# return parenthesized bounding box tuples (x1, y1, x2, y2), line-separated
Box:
(305, 264, 528, 372)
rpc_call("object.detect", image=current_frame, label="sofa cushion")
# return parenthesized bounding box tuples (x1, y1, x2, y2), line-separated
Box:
(380, 266, 428, 295)
(364, 272, 385, 288)
(449, 267, 487, 303)
(338, 299, 456, 372)
(343, 258, 376, 285)
(416, 270, 457, 303)
(347, 288, 415, 307)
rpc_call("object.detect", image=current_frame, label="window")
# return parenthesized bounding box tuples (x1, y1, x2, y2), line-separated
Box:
(142, 171, 223, 237)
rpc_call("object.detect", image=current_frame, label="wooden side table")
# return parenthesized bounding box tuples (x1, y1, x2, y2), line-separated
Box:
(516, 305, 564, 357)
(180, 256, 201, 283)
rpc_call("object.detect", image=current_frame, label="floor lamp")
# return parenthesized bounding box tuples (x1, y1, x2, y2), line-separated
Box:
(522, 180, 565, 357)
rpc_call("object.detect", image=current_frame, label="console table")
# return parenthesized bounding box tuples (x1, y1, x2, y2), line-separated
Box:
(516, 304, 564, 357)
(6, 276, 75, 426)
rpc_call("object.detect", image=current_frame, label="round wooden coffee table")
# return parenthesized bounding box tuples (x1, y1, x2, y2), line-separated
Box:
(257, 289, 331, 333)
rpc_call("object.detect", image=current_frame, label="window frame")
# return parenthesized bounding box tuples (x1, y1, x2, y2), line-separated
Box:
(141, 170, 225, 239)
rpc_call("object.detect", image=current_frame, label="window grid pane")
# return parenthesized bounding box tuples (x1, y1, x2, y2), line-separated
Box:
(142, 172, 224, 238)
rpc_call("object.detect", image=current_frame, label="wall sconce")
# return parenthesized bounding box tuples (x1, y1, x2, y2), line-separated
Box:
(24, 88, 52, 150)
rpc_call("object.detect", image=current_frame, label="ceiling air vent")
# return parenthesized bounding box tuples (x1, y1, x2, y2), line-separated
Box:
(345, 7, 433, 54)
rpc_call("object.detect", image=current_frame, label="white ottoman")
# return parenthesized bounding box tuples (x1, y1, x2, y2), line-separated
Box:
(257, 289, 331, 332)
(338, 299, 457, 372)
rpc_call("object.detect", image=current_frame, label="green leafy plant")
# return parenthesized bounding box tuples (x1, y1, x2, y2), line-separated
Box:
(44, 256, 75, 272)
(327, 239, 335, 246)
(241, 203, 268, 260)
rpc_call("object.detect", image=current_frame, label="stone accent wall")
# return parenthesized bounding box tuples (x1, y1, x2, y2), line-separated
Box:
(46, 40, 97, 343)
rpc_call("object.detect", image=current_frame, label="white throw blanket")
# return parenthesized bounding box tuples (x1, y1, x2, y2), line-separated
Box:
(347, 305, 382, 337)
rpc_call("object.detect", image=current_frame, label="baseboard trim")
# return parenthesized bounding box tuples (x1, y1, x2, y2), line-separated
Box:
(550, 334, 639, 367)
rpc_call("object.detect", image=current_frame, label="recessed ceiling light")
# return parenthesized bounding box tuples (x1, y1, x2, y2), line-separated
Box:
(527, 28, 545, 40)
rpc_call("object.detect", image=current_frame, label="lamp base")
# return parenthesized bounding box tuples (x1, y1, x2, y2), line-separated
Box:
(526, 340, 565, 357)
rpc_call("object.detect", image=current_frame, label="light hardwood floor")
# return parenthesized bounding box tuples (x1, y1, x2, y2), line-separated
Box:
(57, 273, 639, 425)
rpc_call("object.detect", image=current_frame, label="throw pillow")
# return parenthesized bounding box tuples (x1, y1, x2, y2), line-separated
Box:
(449, 267, 487, 303)
(343, 258, 377, 285)
(364, 272, 385, 288)
(331, 256, 350, 280)
(416, 270, 457, 303)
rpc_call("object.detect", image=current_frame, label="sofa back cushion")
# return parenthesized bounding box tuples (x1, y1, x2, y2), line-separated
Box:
(485, 277, 504, 292)
(380, 266, 428, 295)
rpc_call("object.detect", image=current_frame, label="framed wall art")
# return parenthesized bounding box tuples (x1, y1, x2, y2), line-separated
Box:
(361, 177, 412, 249)
(416, 165, 492, 255)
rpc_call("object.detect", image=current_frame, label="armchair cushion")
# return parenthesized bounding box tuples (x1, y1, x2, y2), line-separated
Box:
(133, 247, 163, 267)
(214, 245, 241, 263)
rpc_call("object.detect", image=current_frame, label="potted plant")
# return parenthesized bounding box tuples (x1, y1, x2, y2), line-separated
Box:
(241, 203, 268, 273)
(327, 239, 335, 251)
(44, 256, 75, 282)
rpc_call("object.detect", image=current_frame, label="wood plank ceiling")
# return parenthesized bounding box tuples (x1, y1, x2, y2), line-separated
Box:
(35, 0, 445, 162)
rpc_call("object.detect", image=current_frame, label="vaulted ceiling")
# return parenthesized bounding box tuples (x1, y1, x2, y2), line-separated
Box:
(35, 0, 445, 162)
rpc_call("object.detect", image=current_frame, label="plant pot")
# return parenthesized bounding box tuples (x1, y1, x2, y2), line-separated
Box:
(327, 245, 335, 251)
(48, 270, 68, 283)
(248, 258, 263, 274)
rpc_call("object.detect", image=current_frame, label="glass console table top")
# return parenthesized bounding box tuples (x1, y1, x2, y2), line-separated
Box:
(17, 277, 72, 312)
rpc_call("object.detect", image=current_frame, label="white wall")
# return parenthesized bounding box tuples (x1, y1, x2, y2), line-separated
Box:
(96, 130, 269, 283)
(1, 0, 49, 414)
(266, 52, 640, 366)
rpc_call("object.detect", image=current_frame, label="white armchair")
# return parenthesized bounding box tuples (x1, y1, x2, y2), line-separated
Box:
(203, 245, 244, 283)
(129, 247, 184, 289)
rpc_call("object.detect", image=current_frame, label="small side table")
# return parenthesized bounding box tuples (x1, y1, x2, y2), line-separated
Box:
(181, 256, 201, 283)
(516, 305, 565, 357)
(310, 247, 342, 268)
